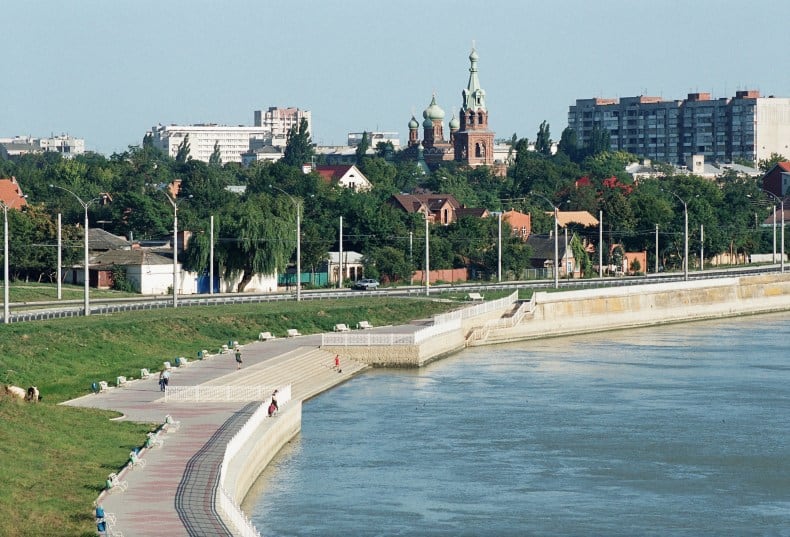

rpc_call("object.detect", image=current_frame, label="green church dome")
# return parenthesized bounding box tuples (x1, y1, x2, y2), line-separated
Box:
(409, 116, 419, 129)
(424, 94, 445, 121)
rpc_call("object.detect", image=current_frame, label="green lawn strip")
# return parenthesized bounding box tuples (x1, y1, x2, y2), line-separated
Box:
(0, 296, 460, 536)
(0, 400, 152, 537)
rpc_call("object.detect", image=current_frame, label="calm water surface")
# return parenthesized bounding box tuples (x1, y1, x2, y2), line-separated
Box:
(244, 315, 790, 536)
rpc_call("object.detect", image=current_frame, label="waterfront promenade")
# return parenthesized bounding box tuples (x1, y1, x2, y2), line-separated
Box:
(63, 332, 378, 536)
(62, 273, 790, 535)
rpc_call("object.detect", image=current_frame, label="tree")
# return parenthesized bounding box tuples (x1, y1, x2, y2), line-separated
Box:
(583, 125, 611, 158)
(557, 127, 579, 161)
(175, 134, 191, 163)
(209, 141, 222, 167)
(535, 121, 552, 155)
(355, 132, 370, 165)
(282, 118, 314, 167)
(758, 152, 788, 172)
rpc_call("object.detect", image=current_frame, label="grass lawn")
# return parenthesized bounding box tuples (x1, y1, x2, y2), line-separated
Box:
(0, 295, 462, 537)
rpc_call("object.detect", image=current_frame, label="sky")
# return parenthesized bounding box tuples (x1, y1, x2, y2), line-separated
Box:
(5, 0, 790, 156)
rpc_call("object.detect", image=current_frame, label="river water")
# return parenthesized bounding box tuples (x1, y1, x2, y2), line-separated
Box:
(244, 314, 790, 536)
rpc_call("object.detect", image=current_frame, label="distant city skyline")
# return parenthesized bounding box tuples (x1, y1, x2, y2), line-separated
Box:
(5, 0, 790, 156)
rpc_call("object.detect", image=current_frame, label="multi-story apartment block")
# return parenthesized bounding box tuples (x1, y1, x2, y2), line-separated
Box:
(568, 91, 790, 165)
(253, 107, 311, 148)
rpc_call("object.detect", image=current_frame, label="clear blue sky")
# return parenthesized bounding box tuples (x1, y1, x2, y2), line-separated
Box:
(5, 0, 790, 155)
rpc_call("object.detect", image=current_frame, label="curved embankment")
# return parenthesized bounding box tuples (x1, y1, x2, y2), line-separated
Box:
(216, 273, 790, 534)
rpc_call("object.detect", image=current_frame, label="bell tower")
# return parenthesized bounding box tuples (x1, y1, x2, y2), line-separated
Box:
(454, 46, 494, 167)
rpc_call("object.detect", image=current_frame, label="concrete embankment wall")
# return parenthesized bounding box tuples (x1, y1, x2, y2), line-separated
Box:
(222, 401, 302, 507)
(488, 274, 790, 344)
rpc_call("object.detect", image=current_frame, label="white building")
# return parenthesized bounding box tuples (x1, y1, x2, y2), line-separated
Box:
(0, 134, 85, 158)
(148, 124, 272, 164)
(347, 131, 400, 149)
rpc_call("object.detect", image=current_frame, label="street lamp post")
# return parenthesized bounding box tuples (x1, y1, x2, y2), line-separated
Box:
(760, 190, 785, 273)
(50, 185, 105, 316)
(270, 185, 302, 301)
(161, 192, 192, 308)
(497, 211, 502, 282)
(533, 194, 559, 289)
(664, 190, 689, 281)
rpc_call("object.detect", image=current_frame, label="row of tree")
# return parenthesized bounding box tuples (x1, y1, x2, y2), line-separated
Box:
(0, 120, 783, 289)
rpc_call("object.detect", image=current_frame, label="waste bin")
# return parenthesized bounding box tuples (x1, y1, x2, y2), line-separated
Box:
(197, 350, 204, 360)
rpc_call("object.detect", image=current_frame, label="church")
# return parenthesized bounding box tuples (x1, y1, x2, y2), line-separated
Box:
(405, 46, 496, 171)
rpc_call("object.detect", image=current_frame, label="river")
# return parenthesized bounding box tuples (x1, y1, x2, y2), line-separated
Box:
(244, 313, 790, 536)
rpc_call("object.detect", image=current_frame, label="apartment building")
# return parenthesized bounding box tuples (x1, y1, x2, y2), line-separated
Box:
(568, 91, 790, 165)
(0, 134, 85, 158)
(149, 107, 311, 164)
(253, 107, 311, 148)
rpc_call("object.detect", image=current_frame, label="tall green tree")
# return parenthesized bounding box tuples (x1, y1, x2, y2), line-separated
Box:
(175, 134, 191, 163)
(209, 141, 222, 167)
(282, 118, 314, 167)
(355, 132, 370, 165)
(535, 121, 552, 155)
(557, 126, 579, 161)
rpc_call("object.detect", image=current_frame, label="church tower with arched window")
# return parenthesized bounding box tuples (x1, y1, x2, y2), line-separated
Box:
(454, 47, 494, 167)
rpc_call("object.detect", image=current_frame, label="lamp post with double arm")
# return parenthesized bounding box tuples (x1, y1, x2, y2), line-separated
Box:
(270, 185, 302, 301)
(760, 189, 785, 273)
(50, 185, 107, 316)
(160, 191, 192, 308)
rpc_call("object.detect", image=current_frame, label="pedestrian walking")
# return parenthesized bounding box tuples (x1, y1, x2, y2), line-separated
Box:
(163, 369, 171, 389)
(334, 354, 340, 369)
(158, 370, 166, 392)
(235, 348, 243, 369)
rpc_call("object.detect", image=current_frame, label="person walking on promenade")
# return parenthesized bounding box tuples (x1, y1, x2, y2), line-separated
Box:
(334, 354, 340, 370)
(163, 368, 171, 389)
(158, 370, 166, 392)
(235, 348, 243, 369)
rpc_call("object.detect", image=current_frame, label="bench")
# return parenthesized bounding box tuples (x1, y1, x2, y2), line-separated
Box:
(258, 331, 276, 341)
(145, 431, 164, 449)
(466, 292, 484, 301)
(286, 328, 302, 338)
(176, 357, 189, 367)
(357, 320, 373, 329)
(220, 344, 229, 354)
(98, 381, 109, 393)
(163, 361, 172, 370)
(128, 451, 146, 470)
(115, 376, 128, 388)
(334, 323, 351, 332)
(197, 349, 209, 360)
(140, 368, 151, 379)
(106, 473, 128, 493)
(164, 414, 181, 433)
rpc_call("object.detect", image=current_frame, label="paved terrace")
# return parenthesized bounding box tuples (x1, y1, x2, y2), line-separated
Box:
(63, 326, 416, 536)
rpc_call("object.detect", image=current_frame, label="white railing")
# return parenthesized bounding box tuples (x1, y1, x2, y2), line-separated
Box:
(413, 317, 462, 344)
(216, 384, 291, 537)
(320, 292, 519, 347)
(164, 385, 280, 402)
(321, 331, 416, 346)
(218, 485, 261, 537)
(432, 291, 518, 324)
(467, 294, 536, 342)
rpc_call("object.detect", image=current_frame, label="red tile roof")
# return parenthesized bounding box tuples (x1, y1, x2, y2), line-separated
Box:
(0, 177, 27, 209)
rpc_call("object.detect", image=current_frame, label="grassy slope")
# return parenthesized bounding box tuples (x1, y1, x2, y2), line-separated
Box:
(0, 296, 460, 537)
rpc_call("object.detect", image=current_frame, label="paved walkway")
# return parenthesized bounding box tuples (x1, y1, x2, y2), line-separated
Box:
(63, 331, 381, 536)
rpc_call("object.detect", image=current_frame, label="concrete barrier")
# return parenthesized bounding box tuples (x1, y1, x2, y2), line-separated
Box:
(486, 273, 790, 344)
